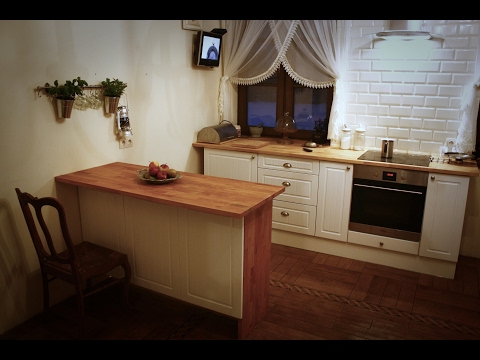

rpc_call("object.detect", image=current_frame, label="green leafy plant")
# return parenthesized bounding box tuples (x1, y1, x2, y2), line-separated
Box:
(46, 77, 88, 100)
(101, 78, 127, 98)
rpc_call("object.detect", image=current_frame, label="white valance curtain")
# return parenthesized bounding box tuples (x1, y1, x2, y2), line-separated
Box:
(218, 20, 351, 142)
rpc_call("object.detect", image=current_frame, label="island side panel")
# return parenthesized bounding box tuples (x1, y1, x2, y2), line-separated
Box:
(238, 199, 272, 340)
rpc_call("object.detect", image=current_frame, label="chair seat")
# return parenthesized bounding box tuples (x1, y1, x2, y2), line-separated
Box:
(45, 241, 129, 281)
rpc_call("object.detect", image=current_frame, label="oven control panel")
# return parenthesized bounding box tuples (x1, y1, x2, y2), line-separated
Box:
(353, 164, 428, 187)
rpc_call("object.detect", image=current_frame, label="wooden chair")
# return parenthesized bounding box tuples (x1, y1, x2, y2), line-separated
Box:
(15, 188, 132, 338)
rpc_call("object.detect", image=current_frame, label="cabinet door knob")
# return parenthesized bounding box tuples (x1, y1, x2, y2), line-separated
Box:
(251, 155, 255, 159)
(282, 181, 291, 187)
(346, 166, 351, 170)
(430, 175, 435, 180)
(280, 211, 289, 216)
(283, 163, 292, 168)
(379, 242, 384, 246)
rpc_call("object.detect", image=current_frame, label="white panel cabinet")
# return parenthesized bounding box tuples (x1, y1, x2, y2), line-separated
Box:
(419, 173, 470, 262)
(204, 148, 257, 182)
(79, 187, 244, 318)
(315, 161, 353, 242)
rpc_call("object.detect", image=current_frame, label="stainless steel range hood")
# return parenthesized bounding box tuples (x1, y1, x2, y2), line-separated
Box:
(376, 20, 441, 40)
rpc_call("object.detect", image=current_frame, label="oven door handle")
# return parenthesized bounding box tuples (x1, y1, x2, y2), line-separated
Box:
(353, 183, 424, 195)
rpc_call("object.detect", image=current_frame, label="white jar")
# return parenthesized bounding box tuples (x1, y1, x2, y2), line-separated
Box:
(353, 128, 365, 151)
(340, 127, 352, 150)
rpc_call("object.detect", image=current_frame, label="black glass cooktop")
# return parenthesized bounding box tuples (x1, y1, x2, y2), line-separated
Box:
(358, 150, 432, 167)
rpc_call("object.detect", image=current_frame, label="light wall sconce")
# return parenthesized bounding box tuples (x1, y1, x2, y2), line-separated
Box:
(373, 20, 443, 41)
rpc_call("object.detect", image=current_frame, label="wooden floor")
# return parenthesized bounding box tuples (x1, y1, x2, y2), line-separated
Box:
(2, 243, 480, 340)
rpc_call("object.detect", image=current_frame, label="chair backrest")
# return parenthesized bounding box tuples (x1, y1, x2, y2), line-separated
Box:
(15, 188, 77, 268)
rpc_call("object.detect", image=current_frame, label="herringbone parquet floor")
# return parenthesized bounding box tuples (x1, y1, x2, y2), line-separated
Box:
(2, 243, 480, 340)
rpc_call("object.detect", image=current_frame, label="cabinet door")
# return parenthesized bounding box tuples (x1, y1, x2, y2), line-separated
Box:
(204, 148, 257, 182)
(419, 173, 469, 262)
(315, 161, 353, 242)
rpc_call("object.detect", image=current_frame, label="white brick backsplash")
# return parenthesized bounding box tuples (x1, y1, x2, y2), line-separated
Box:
(455, 49, 477, 61)
(446, 120, 462, 132)
(402, 96, 425, 106)
(404, 72, 428, 83)
(420, 141, 444, 154)
(370, 83, 391, 93)
(381, 72, 404, 83)
(436, 108, 460, 120)
(412, 107, 436, 118)
(423, 119, 447, 130)
(391, 84, 415, 94)
(410, 129, 433, 140)
(387, 128, 410, 138)
(452, 73, 476, 86)
(368, 105, 389, 116)
(347, 103, 367, 114)
(397, 139, 420, 152)
(367, 126, 388, 137)
(358, 93, 379, 104)
(433, 131, 458, 143)
(377, 116, 400, 127)
(441, 61, 468, 73)
(349, 60, 371, 71)
(438, 85, 463, 97)
(429, 49, 456, 60)
(346, 20, 478, 149)
(359, 71, 381, 82)
(414, 85, 438, 95)
(425, 96, 449, 107)
(380, 94, 402, 105)
(426, 73, 452, 84)
(390, 106, 412, 117)
(399, 118, 423, 129)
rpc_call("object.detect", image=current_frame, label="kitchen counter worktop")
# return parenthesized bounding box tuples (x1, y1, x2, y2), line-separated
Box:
(193, 137, 479, 177)
(55, 162, 285, 218)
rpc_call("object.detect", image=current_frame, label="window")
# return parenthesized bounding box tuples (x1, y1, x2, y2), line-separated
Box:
(238, 65, 334, 142)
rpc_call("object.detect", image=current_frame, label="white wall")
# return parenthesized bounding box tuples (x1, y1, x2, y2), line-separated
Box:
(0, 20, 221, 335)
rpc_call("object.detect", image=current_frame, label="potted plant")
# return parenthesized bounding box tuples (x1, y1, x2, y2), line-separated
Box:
(47, 77, 88, 118)
(249, 122, 263, 138)
(101, 78, 127, 114)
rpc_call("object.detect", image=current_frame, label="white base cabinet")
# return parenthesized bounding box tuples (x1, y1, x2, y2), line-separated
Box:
(419, 173, 470, 262)
(204, 148, 257, 182)
(79, 187, 244, 318)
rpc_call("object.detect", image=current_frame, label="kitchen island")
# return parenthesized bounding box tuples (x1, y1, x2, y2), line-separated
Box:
(55, 162, 284, 340)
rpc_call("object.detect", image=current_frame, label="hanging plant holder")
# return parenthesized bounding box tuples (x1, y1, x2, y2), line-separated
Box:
(56, 99, 75, 119)
(104, 96, 120, 114)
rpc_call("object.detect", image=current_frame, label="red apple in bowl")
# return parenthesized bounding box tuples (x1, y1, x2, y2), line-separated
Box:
(160, 163, 169, 170)
(156, 171, 167, 180)
(148, 161, 159, 176)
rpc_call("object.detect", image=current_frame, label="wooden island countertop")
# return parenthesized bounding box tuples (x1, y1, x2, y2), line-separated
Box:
(55, 162, 285, 218)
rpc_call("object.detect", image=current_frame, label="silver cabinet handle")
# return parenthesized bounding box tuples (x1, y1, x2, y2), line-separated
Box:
(280, 211, 289, 216)
(430, 175, 435, 180)
(251, 155, 256, 159)
(283, 163, 292, 168)
(282, 181, 291, 187)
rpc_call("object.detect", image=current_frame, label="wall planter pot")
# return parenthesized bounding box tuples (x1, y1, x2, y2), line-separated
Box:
(104, 96, 120, 114)
(56, 99, 75, 119)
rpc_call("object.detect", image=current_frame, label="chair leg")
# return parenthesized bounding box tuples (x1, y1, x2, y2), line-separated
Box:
(122, 262, 132, 308)
(41, 271, 49, 322)
(74, 282, 86, 338)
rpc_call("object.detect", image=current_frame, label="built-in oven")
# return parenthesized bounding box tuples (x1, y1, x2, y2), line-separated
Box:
(349, 162, 429, 242)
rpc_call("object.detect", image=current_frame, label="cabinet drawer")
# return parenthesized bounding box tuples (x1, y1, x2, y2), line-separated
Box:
(258, 168, 319, 206)
(273, 200, 316, 236)
(348, 230, 419, 255)
(258, 154, 319, 174)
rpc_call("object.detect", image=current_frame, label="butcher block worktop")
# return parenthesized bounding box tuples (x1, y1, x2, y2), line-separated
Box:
(193, 137, 479, 177)
(55, 162, 285, 218)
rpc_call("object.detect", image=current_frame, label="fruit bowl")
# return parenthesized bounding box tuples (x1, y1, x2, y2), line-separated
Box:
(136, 168, 182, 184)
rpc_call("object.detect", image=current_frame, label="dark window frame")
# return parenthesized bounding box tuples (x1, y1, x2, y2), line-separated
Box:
(237, 66, 334, 141)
